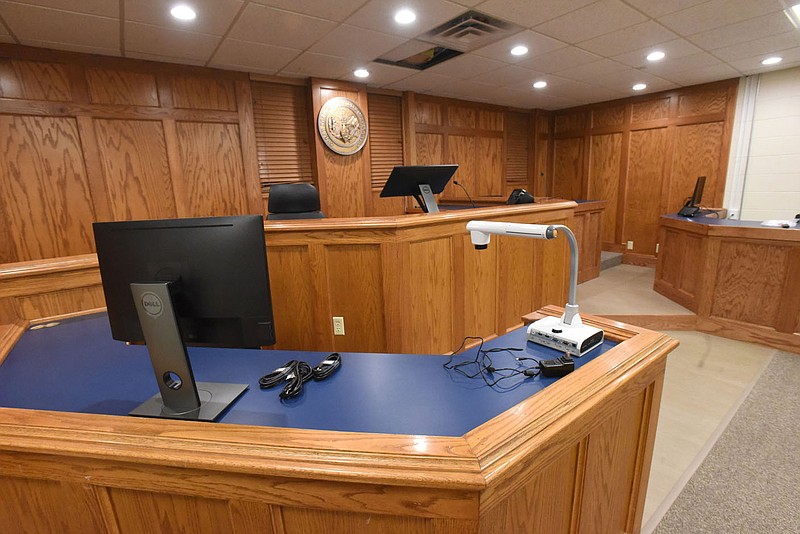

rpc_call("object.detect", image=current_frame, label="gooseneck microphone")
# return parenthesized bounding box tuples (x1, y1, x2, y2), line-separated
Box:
(453, 180, 476, 208)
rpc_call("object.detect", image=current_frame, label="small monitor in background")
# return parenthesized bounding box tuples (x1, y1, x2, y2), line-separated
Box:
(380, 165, 458, 213)
(678, 176, 706, 217)
(93, 215, 275, 422)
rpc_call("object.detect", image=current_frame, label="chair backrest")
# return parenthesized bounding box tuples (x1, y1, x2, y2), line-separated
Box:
(267, 183, 325, 220)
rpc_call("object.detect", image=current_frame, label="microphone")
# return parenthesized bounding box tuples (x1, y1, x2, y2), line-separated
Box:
(453, 180, 476, 208)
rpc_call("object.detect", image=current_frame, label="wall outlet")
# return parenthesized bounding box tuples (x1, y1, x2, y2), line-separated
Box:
(655, 243, 660, 254)
(332, 316, 345, 336)
(626, 240, 634, 250)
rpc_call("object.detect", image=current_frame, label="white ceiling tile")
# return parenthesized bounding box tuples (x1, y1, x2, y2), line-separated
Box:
(470, 64, 543, 86)
(689, 12, 796, 51)
(308, 25, 406, 61)
(711, 32, 800, 62)
(533, 0, 648, 43)
(249, 0, 369, 22)
(125, 0, 244, 36)
(209, 39, 300, 74)
(228, 3, 337, 50)
(383, 71, 459, 92)
(448, 0, 484, 6)
(519, 46, 601, 73)
(1, 0, 118, 17)
(578, 21, 679, 58)
(472, 29, 567, 62)
(553, 59, 630, 83)
(279, 52, 354, 79)
(345, 0, 465, 39)
(623, 0, 712, 18)
(591, 68, 679, 93)
(529, 76, 627, 102)
(344, 62, 413, 85)
(660, 63, 741, 85)
(611, 38, 702, 68)
(125, 22, 219, 62)
(728, 47, 800, 75)
(638, 52, 723, 78)
(658, 0, 785, 36)
(478, 0, 596, 29)
(0, 2, 118, 49)
(125, 50, 207, 67)
(424, 53, 506, 79)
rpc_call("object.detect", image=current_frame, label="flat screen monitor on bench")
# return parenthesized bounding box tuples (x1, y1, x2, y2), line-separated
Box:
(379, 165, 458, 213)
(93, 215, 275, 422)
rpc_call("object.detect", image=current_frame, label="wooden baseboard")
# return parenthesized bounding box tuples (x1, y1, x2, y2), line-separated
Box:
(622, 253, 657, 267)
(601, 315, 698, 331)
(696, 317, 800, 355)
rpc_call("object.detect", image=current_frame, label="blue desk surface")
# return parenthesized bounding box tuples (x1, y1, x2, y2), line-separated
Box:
(663, 213, 800, 230)
(0, 314, 617, 436)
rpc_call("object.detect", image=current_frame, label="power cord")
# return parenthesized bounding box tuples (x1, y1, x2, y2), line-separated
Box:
(260, 353, 342, 399)
(443, 337, 541, 390)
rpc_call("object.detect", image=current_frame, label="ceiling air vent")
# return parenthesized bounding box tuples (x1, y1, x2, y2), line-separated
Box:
(375, 46, 462, 71)
(420, 10, 522, 53)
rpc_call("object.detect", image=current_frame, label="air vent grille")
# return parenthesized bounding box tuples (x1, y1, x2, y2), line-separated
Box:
(421, 10, 522, 52)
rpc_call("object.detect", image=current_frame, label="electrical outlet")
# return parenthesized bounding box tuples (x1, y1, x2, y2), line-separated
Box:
(626, 240, 634, 250)
(655, 243, 660, 254)
(332, 316, 345, 336)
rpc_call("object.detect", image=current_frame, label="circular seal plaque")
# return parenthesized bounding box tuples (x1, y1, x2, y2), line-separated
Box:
(317, 97, 368, 156)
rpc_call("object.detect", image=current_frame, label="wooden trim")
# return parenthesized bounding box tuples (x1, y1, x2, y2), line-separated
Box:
(600, 314, 698, 331)
(248, 73, 307, 86)
(235, 80, 264, 215)
(622, 252, 657, 267)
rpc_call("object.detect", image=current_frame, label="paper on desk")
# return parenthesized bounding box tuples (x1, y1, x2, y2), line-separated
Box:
(760, 220, 799, 227)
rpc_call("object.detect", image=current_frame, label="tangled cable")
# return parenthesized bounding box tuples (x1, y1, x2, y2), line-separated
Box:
(443, 337, 541, 390)
(259, 353, 341, 399)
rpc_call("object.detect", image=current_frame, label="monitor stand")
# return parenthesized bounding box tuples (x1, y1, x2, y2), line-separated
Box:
(129, 282, 248, 422)
(413, 183, 440, 213)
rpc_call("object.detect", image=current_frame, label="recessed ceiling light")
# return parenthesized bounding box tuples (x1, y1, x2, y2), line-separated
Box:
(761, 56, 782, 65)
(353, 68, 369, 78)
(394, 8, 416, 24)
(170, 4, 196, 21)
(785, 3, 800, 28)
(647, 51, 665, 62)
(632, 83, 647, 91)
(533, 80, 547, 89)
(510, 45, 528, 56)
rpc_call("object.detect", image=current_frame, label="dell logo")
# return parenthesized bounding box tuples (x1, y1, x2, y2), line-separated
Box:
(140, 292, 163, 317)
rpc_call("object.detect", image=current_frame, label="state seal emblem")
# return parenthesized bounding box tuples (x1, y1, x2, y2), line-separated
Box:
(317, 97, 368, 156)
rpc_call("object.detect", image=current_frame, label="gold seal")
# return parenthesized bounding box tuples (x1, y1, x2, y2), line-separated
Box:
(317, 97, 368, 156)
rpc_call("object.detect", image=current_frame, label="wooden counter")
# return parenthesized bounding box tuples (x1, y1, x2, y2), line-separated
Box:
(655, 215, 800, 353)
(0, 307, 677, 534)
(0, 201, 579, 355)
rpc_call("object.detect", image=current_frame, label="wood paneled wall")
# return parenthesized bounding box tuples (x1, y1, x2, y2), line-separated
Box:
(0, 45, 261, 264)
(550, 80, 738, 261)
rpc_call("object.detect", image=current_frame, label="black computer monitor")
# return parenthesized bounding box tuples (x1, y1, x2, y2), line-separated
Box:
(678, 176, 706, 217)
(379, 165, 458, 213)
(93, 215, 275, 422)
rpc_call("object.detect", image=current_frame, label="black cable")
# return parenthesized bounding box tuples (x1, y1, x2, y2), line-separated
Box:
(312, 353, 341, 380)
(280, 360, 313, 399)
(453, 180, 476, 208)
(443, 337, 540, 389)
(259, 360, 299, 389)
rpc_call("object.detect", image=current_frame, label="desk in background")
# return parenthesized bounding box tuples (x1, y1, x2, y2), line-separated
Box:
(655, 214, 800, 353)
(0, 307, 677, 534)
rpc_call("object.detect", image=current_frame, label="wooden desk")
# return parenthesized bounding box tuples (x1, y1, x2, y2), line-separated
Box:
(0, 201, 579, 355)
(655, 215, 800, 353)
(0, 307, 677, 534)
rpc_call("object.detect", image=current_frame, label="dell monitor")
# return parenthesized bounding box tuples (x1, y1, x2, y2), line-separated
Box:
(380, 165, 458, 213)
(678, 176, 706, 217)
(93, 215, 275, 422)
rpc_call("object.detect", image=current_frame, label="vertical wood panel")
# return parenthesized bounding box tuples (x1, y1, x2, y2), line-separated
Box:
(174, 121, 250, 217)
(414, 100, 442, 126)
(267, 246, 319, 350)
(85, 68, 159, 106)
(448, 135, 476, 200)
(578, 391, 646, 534)
(476, 137, 503, 197)
(448, 106, 476, 129)
(588, 133, 622, 244)
(326, 245, 386, 352)
(282, 507, 466, 534)
(631, 98, 670, 123)
(498, 236, 535, 329)
(170, 75, 237, 111)
(668, 122, 724, 211)
(416, 133, 443, 165)
(624, 129, 667, 254)
(109, 488, 234, 534)
(463, 234, 498, 339)
(409, 238, 453, 353)
(552, 138, 583, 200)
(555, 111, 587, 133)
(677, 88, 728, 117)
(591, 105, 625, 128)
(94, 119, 177, 220)
(0, 115, 96, 261)
(477, 109, 503, 131)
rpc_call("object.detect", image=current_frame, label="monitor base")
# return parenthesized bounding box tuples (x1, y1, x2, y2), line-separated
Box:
(130, 382, 248, 421)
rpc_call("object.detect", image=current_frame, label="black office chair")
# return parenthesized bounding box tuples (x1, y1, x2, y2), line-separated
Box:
(267, 183, 325, 220)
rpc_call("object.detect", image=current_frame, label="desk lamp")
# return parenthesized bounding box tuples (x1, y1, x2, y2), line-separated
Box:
(466, 221, 604, 356)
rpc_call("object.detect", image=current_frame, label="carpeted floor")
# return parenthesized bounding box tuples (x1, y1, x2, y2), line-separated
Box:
(654, 351, 800, 533)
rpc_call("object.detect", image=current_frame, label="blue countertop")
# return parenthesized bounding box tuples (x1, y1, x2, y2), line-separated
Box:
(662, 213, 800, 230)
(0, 313, 617, 436)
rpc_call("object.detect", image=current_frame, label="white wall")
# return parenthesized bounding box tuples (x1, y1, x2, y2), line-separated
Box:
(740, 66, 800, 221)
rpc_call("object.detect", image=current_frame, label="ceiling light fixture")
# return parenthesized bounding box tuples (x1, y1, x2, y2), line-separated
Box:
(784, 3, 800, 28)
(761, 56, 782, 65)
(533, 80, 547, 89)
(170, 4, 196, 21)
(646, 51, 665, 61)
(632, 83, 647, 91)
(353, 68, 370, 78)
(510, 45, 528, 56)
(394, 9, 416, 24)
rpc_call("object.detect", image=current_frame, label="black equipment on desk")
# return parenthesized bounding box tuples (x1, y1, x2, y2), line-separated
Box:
(380, 165, 458, 213)
(678, 176, 706, 217)
(507, 188, 535, 205)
